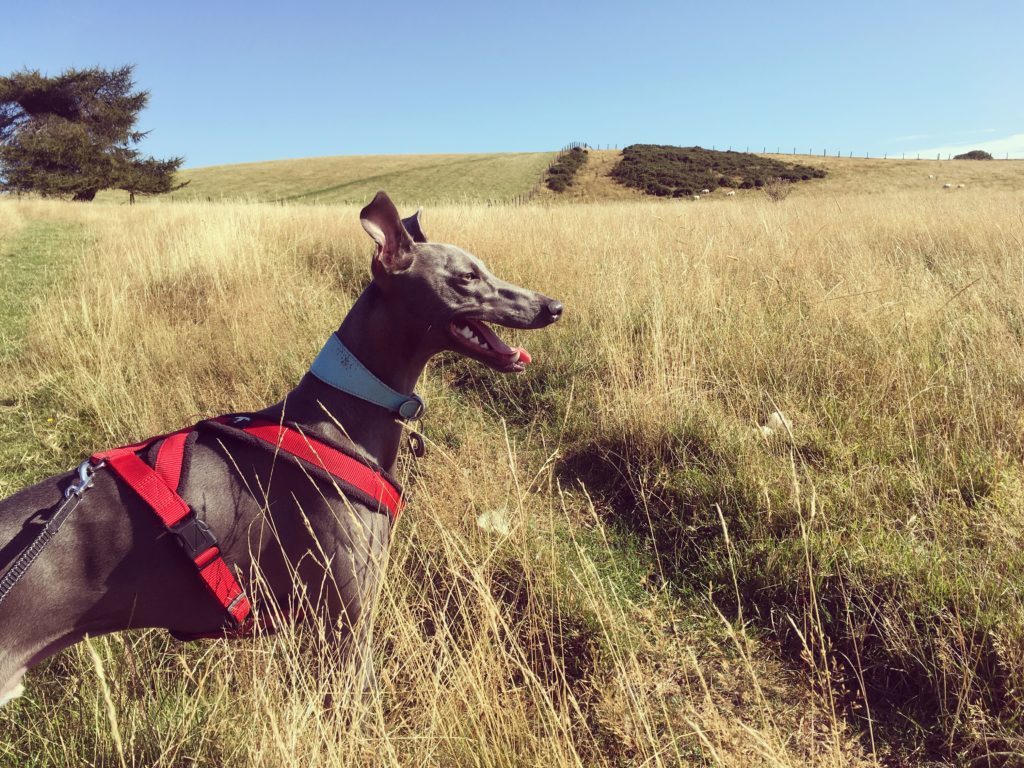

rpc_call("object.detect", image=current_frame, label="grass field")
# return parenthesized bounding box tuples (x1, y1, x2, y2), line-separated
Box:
(2, 158, 1024, 766)
(97, 151, 556, 206)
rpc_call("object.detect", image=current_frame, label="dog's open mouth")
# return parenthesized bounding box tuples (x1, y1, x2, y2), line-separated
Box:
(448, 319, 532, 373)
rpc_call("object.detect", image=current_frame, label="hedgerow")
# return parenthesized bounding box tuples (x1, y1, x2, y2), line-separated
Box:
(546, 147, 589, 192)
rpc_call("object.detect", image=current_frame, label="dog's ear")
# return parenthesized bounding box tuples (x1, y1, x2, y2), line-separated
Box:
(401, 208, 428, 243)
(360, 191, 414, 272)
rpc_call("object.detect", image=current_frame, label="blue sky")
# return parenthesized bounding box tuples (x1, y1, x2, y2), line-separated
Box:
(3, 0, 1022, 167)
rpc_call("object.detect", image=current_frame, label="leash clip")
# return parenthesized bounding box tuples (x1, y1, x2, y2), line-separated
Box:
(65, 460, 102, 499)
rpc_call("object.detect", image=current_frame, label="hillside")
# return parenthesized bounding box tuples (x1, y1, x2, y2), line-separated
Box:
(541, 150, 1024, 202)
(94, 148, 1024, 208)
(99, 151, 555, 206)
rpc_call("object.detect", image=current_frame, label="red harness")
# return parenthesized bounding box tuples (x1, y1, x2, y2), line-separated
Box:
(90, 415, 404, 635)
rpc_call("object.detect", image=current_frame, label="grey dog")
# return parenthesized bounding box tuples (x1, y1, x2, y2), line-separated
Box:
(0, 190, 563, 706)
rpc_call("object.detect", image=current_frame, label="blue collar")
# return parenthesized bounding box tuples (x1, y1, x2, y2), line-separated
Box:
(308, 334, 425, 420)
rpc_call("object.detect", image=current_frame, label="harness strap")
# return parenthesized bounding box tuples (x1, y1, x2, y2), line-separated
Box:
(86, 415, 404, 636)
(93, 433, 252, 630)
(155, 431, 188, 490)
(226, 418, 405, 520)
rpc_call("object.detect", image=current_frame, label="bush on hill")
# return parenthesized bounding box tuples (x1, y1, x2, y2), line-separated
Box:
(546, 147, 588, 192)
(954, 149, 993, 160)
(610, 144, 825, 197)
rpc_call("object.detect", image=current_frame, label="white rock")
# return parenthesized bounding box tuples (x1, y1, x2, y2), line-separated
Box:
(476, 508, 511, 536)
(0, 683, 25, 708)
(766, 410, 793, 433)
(757, 425, 775, 438)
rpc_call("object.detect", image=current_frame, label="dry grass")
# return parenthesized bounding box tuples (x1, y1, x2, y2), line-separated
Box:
(2, 182, 1024, 765)
(759, 154, 1024, 196)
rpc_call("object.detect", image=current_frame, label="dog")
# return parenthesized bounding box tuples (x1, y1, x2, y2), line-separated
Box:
(0, 190, 563, 706)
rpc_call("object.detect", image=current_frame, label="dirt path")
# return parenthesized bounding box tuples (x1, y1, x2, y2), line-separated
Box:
(536, 149, 651, 203)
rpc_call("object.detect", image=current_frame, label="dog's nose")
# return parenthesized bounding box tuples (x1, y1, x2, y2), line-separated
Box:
(546, 300, 564, 321)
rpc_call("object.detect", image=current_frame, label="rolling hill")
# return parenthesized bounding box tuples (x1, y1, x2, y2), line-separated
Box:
(96, 147, 1024, 207)
(98, 151, 556, 206)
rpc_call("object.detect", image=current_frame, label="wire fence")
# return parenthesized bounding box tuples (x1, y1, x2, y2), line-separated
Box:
(587, 144, 1016, 161)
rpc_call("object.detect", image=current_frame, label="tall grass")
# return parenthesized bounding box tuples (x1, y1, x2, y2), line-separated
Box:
(1, 188, 1022, 765)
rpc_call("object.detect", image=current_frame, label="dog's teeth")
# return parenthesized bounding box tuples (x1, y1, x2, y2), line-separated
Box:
(511, 350, 521, 362)
(459, 326, 473, 339)
(480, 341, 489, 349)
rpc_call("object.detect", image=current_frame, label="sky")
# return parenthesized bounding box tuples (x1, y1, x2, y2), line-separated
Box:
(3, 0, 1023, 167)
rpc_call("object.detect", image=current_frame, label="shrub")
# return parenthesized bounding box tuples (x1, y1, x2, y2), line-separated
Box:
(610, 144, 825, 199)
(545, 147, 589, 192)
(762, 176, 792, 202)
(953, 150, 993, 160)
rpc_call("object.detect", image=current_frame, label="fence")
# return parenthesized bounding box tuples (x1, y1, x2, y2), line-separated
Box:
(486, 141, 593, 207)
(586, 143, 1015, 161)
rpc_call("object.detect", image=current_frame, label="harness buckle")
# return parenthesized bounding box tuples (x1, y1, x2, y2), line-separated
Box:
(170, 511, 219, 561)
(398, 394, 425, 421)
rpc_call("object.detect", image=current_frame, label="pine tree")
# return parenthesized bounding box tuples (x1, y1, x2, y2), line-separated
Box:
(0, 65, 186, 201)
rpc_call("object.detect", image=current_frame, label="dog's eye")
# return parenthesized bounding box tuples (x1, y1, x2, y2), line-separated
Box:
(459, 271, 477, 282)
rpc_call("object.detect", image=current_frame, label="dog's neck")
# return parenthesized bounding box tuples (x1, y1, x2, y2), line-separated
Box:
(261, 282, 430, 473)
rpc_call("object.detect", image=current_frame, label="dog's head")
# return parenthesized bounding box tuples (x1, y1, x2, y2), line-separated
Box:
(359, 191, 562, 373)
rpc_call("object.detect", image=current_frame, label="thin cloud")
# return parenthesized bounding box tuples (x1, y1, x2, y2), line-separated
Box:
(913, 132, 1024, 159)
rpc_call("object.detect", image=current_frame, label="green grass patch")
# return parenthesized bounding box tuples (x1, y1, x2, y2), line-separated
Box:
(0, 220, 89, 495)
(97, 151, 556, 206)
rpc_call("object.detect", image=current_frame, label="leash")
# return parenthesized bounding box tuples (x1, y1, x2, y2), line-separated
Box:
(0, 461, 100, 611)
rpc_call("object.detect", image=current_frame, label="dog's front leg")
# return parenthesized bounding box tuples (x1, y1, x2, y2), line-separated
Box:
(316, 503, 390, 717)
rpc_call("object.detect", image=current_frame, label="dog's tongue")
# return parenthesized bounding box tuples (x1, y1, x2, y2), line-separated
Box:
(470, 320, 533, 366)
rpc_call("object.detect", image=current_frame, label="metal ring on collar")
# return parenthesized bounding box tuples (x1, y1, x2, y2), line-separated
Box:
(398, 395, 425, 421)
